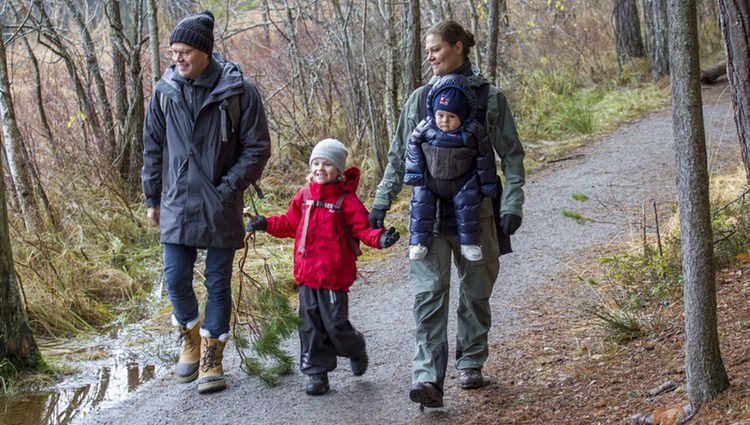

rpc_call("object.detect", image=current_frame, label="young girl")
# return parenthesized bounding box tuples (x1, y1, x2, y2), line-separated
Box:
(246, 138, 400, 395)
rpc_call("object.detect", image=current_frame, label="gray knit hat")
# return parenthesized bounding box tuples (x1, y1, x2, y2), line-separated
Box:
(170, 10, 215, 55)
(309, 138, 348, 173)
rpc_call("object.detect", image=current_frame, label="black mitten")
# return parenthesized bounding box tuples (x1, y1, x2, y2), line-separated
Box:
(368, 206, 387, 229)
(245, 215, 267, 232)
(379, 227, 400, 248)
(500, 214, 522, 235)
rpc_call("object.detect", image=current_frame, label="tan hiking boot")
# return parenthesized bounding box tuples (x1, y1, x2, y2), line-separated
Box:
(173, 316, 202, 383)
(196, 329, 230, 394)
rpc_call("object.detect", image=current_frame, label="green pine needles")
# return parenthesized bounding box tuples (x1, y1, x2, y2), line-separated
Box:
(233, 235, 300, 386)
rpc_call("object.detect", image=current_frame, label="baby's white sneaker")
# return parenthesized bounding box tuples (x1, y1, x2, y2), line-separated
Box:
(460, 245, 483, 261)
(409, 245, 428, 260)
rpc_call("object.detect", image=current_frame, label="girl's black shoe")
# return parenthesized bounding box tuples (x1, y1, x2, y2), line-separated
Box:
(306, 373, 329, 395)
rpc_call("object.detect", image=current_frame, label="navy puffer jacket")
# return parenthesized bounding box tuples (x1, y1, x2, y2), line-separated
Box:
(404, 74, 497, 198)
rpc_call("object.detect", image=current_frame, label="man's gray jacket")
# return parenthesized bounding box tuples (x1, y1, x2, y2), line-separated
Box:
(142, 58, 271, 249)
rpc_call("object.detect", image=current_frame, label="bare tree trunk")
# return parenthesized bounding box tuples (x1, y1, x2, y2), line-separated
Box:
(19, 138, 57, 228)
(468, 0, 482, 70)
(108, 0, 131, 180)
(147, 0, 161, 86)
(63, 0, 117, 161)
(643, 0, 670, 79)
(427, 0, 440, 25)
(406, 0, 422, 93)
(667, 0, 730, 408)
(377, 0, 399, 148)
(359, 3, 385, 174)
(10, 2, 56, 161)
(330, 0, 363, 153)
(125, 0, 146, 199)
(282, 0, 309, 112)
(614, 0, 646, 64)
(32, 0, 102, 149)
(717, 0, 750, 183)
(0, 34, 43, 232)
(487, 0, 501, 83)
(0, 154, 41, 372)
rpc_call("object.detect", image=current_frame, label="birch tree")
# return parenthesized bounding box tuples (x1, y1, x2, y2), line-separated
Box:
(147, 0, 160, 86)
(0, 25, 43, 232)
(0, 133, 42, 373)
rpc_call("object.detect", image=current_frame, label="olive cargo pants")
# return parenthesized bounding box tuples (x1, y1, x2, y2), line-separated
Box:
(410, 200, 500, 390)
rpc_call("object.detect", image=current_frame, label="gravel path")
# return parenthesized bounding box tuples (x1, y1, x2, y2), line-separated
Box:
(77, 83, 738, 425)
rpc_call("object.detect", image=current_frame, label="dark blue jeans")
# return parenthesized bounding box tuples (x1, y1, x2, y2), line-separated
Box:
(163, 243, 235, 338)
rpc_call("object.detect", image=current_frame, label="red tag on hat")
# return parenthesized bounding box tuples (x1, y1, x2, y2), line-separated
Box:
(439, 96, 449, 106)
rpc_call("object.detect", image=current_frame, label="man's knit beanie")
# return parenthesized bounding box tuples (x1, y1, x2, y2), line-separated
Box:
(432, 86, 471, 123)
(170, 10, 215, 55)
(309, 139, 348, 173)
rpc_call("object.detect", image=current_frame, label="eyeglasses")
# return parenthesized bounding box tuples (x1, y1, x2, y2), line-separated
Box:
(168, 47, 194, 60)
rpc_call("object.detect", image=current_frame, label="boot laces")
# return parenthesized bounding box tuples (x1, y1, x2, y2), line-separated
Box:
(201, 344, 217, 370)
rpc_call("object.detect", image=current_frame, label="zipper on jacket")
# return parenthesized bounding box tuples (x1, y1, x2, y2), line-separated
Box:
(219, 99, 228, 143)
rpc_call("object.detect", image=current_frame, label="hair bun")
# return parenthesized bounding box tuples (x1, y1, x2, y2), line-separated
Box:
(464, 30, 476, 48)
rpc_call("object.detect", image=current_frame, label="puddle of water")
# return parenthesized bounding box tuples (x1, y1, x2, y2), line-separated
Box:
(0, 273, 171, 425)
(0, 361, 157, 425)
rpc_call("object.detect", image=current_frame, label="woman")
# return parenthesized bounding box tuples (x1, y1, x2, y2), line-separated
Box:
(368, 20, 526, 409)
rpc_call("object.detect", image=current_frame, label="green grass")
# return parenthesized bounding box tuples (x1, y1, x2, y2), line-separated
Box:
(562, 209, 593, 224)
(571, 193, 589, 202)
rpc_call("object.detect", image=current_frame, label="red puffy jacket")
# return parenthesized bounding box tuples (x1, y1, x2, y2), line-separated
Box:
(265, 167, 385, 291)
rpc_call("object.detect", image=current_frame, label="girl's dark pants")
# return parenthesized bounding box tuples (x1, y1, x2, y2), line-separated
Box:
(298, 285, 366, 375)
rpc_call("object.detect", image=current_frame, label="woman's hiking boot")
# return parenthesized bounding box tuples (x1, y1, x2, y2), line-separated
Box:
(196, 330, 229, 394)
(306, 373, 329, 395)
(350, 352, 368, 376)
(173, 316, 202, 383)
(459, 368, 484, 389)
(409, 381, 443, 410)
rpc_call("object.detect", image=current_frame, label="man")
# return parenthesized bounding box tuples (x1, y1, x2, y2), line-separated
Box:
(141, 10, 271, 394)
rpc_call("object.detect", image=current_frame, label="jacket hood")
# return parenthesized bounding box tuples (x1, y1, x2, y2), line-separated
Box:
(426, 74, 478, 118)
(341, 166, 361, 192)
(427, 60, 489, 87)
(308, 166, 361, 199)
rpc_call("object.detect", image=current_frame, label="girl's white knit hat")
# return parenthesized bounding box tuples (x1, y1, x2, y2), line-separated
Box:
(309, 138, 347, 172)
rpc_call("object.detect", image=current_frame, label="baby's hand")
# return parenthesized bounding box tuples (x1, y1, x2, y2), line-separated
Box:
(379, 227, 400, 248)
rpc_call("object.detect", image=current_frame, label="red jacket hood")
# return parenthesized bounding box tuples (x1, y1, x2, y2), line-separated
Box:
(308, 166, 361, 199)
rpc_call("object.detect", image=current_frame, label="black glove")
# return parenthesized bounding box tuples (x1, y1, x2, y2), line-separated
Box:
(500, 214, 522, 235)
(368, 206, 387, 229)
(245, 215, 267, 232)
(379, 227, 400, 248)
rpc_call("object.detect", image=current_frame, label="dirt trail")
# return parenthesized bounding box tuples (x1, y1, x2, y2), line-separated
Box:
(76, 82, 738, 425)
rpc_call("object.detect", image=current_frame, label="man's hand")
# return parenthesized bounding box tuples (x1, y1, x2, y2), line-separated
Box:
(500, 214, 522, 235)
(379, 227, 400, 248)
(147, 207, 160, 226)
(368, 206, 387, 229)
